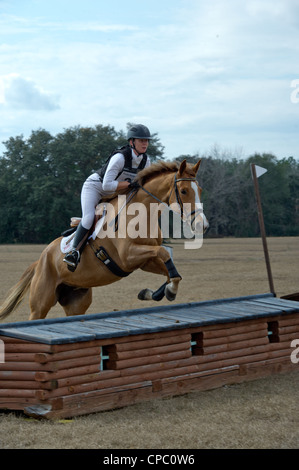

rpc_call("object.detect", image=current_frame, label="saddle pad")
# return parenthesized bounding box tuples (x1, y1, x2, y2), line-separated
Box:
(60, 233, 75, 254)
(60, 210, 107, 254)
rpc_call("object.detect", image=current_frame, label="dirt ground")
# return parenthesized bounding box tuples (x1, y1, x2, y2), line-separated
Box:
(0, 237, 298, 449)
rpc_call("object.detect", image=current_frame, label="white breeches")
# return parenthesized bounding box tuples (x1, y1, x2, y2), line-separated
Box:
(80, 177, 105, 230)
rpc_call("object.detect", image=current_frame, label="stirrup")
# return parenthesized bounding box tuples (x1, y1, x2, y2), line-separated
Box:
(63, 251, 80, 272)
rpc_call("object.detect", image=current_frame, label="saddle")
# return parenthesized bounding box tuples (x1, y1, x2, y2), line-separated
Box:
(61, 203, 103, 238)
(60, 205, 132, 278)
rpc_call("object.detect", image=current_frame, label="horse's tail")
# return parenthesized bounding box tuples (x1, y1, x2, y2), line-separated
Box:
(0, 261, 37, 321)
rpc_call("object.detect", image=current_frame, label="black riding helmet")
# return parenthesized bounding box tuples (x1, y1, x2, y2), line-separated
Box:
(127, 124, 153, 141)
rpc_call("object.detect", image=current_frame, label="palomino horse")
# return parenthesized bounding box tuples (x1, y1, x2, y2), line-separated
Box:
(0, 159, 208, 321)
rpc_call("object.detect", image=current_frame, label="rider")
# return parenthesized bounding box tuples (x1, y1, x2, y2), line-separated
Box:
(63, 124, 153, 271)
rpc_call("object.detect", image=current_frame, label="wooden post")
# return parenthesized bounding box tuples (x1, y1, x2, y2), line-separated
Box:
(251, 163, 276, 295)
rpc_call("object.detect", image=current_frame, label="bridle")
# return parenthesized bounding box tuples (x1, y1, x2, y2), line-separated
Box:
(139, 172, 201, 222)
(112, 172, 202, 231)
(168, 174, 198, 218)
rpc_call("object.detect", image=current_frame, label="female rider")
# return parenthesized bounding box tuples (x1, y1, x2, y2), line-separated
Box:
(63, 124, 153, 271)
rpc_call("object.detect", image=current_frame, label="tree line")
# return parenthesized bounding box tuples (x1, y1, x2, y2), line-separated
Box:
(0, 124, 298, 243)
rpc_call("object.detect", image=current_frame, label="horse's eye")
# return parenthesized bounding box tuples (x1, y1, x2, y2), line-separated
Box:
(181, 189, 187, 195)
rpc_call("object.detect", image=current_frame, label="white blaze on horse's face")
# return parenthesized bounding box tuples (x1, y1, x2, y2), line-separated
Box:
(180, 181, 209, 234)
(190, 181, 209, 233)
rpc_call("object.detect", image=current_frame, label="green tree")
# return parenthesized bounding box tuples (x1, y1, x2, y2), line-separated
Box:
(0, 130, 54, 242)
(246, 153, 294, 236)
(176, 150, 299, 238)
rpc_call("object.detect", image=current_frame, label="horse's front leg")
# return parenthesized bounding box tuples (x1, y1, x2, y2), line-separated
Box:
(123, 244, 182, 302)
(138, 257, 169, 301)
(163, 258, 182, 301)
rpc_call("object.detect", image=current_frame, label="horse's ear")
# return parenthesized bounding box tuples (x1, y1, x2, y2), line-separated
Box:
(178, 159, 187, 177)
(192, 159, 201, 175)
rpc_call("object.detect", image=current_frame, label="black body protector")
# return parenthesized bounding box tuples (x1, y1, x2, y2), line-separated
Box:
(97, 145, 148, 184)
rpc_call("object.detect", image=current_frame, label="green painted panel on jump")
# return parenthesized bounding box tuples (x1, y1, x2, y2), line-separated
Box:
(0, 294, 298, 345)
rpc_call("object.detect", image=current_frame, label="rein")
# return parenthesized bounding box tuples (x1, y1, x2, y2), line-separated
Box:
(113, 187, 139, 231)
(112, 172, 199, 231)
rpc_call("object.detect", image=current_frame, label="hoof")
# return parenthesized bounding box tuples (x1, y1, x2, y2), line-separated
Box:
(138, 288, 153, 300)
(165, 285, 177, 301)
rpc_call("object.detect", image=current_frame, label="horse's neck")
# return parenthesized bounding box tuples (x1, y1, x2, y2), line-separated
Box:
(140, 172, 174, 205)
(96, 172, 175, 241)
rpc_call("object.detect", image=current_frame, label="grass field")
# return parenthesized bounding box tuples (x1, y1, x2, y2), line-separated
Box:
(0, 237, 298, 449)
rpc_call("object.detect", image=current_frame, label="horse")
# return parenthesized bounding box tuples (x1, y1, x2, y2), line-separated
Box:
(0, 159, 208, 321)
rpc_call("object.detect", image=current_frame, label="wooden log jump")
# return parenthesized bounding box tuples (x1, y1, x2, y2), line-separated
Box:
(0, 293, 298, 419)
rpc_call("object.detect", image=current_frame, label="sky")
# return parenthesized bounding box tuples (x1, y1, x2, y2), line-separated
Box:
(0, 0, 299, 161)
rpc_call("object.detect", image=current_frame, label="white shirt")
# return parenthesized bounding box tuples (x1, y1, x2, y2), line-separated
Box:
(102, 148, 150, 193)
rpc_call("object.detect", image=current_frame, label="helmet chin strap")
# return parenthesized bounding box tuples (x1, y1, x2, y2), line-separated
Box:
(130, 139, 143, 156)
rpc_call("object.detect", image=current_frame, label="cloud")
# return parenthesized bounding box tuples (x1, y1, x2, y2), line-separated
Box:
(0, 0, 298, 160)
(0, 13, 139, 35)
(0, 74, 60, 111)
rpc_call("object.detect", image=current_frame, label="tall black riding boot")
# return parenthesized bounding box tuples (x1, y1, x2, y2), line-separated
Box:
(63, 222, 90, 272)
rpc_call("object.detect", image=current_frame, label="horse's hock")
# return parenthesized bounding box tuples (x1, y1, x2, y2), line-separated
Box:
(0, 294, 298, 419)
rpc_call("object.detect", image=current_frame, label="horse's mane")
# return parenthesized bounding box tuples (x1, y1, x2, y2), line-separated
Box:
(135, 160, 179, 186)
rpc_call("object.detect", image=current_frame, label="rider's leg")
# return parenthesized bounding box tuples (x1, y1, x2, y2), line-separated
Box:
(63, 222, 90, 271)
(63, 178, 102, 272)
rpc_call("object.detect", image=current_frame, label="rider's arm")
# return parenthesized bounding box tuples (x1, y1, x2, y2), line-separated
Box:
(102, 153, 130, 192)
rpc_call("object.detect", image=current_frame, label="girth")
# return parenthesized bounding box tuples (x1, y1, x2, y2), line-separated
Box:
(89, 242, 132, 278)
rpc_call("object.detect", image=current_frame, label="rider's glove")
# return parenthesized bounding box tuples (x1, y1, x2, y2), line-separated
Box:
(129, 181, 140, 190)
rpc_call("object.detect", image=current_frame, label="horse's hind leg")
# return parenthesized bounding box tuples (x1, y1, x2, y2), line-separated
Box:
(57, 284, 92, 316)
(26, 245, 62, 320)
(29, 272, 58, 320)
